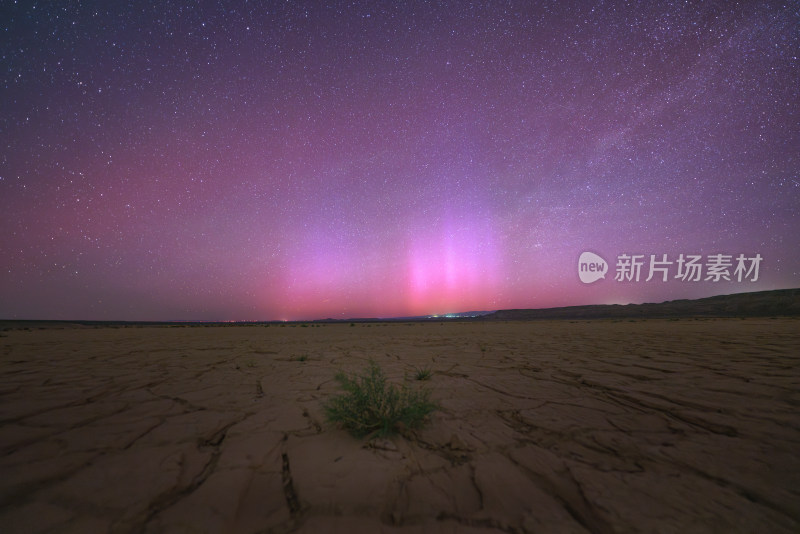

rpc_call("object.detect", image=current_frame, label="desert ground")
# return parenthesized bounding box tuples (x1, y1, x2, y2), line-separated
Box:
(1, 318, 798, 533)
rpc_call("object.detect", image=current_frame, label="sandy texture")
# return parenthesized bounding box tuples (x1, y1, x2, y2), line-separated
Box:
(1, 319, 799, 533)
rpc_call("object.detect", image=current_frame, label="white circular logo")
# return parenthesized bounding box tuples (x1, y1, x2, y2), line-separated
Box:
(578, 252, 607, 284)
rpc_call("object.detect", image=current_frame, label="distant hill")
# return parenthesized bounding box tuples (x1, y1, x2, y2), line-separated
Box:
(3, 289, 798, 328)
(482, 288, 800, 321)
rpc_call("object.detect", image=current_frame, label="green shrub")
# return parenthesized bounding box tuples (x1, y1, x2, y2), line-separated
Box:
(413, 365, 432, 381)
(324, 361, 437, 438)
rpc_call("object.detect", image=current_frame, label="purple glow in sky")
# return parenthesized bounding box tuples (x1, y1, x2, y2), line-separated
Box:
(1, 1, 799, 321)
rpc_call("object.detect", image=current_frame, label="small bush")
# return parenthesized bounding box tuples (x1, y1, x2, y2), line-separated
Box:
(413, 366, 432, 381)
(324, 361, 437, 438)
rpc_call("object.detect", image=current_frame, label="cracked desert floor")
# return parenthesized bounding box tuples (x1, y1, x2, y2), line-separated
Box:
(1, 318, 799, 533)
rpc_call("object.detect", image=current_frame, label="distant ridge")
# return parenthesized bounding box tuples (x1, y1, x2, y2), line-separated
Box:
(2, 289, 798, 327)
(481, 288, 800, 321)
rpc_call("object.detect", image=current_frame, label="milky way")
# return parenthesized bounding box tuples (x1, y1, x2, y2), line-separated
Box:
(1, 1, 798, 320)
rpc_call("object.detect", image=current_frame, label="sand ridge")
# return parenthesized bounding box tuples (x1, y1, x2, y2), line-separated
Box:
(1, 319, 799, 532)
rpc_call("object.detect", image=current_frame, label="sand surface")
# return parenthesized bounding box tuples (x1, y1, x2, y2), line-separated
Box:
(1, 319, 799, 533)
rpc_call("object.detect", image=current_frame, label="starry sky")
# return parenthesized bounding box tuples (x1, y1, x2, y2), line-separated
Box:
(1, 1, 798, 321)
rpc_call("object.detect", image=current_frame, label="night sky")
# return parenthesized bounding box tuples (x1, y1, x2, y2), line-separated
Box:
(2, 1, 798, 321)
